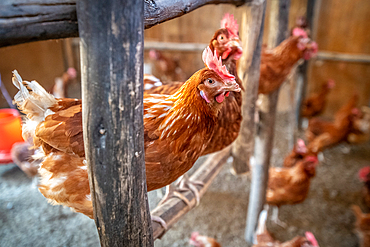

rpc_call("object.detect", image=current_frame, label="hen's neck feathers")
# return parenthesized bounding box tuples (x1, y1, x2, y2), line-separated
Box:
(268, 36, 303, 67)
(170, 68, 221, 117)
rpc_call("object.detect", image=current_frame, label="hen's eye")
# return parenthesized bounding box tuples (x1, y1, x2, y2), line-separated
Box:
(207, 78, 214, 84)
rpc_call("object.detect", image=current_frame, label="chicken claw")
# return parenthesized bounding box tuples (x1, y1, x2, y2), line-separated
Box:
(151, 215, 167, 230)
(158, 174, 203, 207)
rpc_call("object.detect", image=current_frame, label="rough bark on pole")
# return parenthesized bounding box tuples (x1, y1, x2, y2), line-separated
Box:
(231, 0, 266, 175)
(76, 0, 153, 246)
(0, 0, 251, 48)
(245, 0, 290, 244)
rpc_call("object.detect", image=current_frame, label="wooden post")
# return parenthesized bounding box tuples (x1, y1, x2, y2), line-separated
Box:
(76, 1, 153, 246)
(231, 0, 266, 175)
(245, 0, 290, 244)
(297, 0, 320, 129)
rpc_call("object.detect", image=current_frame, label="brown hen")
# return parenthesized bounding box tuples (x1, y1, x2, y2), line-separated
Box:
(301, 79, 335, 118)
(306, 94, 359, 153)
(352, 205, 370, 247)
(258, 28, 318, 95)
(12, 47, 240, 218)
(253, 209, 319, 247)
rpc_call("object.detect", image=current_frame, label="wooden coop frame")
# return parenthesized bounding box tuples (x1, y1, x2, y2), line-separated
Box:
(0, 0, 321, 246)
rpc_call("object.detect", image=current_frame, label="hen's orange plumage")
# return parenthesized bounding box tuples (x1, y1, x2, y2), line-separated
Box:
(306, 94, 359, 152)
(301, 79, 335, 118)
(266, 156, 318, 207)
(12, 47, 240, 218)
(352, 205, 370, 247)
(258, 28, 318, 95)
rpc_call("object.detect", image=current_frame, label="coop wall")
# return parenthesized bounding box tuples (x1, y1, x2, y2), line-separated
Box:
(0, 0, 369, 118)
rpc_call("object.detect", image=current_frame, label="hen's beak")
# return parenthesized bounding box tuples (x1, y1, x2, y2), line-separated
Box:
(225, 38, 243, 60)
(213, 79, 240, 104)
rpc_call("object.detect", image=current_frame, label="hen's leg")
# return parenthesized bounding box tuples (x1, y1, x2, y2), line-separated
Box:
(151, 215, 167, 239)
(271, 206, 287, 228)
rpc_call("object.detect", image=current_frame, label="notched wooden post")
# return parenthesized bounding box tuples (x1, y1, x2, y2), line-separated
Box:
(77, 0, 153, 246)
(231, 0, 266, 175)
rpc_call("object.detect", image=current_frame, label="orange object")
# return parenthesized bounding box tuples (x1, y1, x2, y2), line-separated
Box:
(0, 108, 24, 163)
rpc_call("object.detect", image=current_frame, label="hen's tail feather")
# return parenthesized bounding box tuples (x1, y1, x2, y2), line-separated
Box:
(12, 70, 57, 120)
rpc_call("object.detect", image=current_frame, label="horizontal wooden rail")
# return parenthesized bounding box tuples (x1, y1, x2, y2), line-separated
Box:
(0, 0, 251, 48)
(144, 41, 207, 52)
(151, 146, 231, 240)
(316, 51, 370, 63)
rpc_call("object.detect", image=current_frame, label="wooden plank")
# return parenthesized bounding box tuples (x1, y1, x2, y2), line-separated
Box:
(76, 0, 153, 246)
(316, 51, 370, 63)
(151, 146, 231, 240)
(244, 0, 290, 244)
(230, 0, 266, 175)
(144, 41, 207, 52)
(0, 0, 251, 48)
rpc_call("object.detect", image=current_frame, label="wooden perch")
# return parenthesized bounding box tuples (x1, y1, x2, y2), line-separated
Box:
(151, 146, 231, 240)
(0, 0, 251, 48)
(231, 0, 266, 175)
(77, 0, 152, 246)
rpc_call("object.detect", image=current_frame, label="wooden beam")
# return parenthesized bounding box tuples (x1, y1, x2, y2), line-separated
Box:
(316, 51, 370, 63)
(231, 0, 266, 175)
(0, 0, 251, 48)
(151, 146, 231, 240)
(144, 41, 207, 52)
(244, 0, 290, 244)
(76, 0, 153, 246)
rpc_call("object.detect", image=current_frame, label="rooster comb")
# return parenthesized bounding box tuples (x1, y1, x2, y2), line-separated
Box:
(221, 13, 239, 38)
(358, 166, 370, 181)
(202, 46, 235, 82)
(305, 232, 319, 247)
(292, 27, 308, 38)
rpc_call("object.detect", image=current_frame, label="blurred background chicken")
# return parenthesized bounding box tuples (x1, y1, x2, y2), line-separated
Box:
(301, 79, 335, 119)
(358, 167, 370, 209)
(10, 142, 39, 178)
(148, 49, 186, 83)
(49, 67, 77, 98)
(189, 232, 221, 247)
(352, 205, 370, 247)
(266, 156, 319, 226)
(306, 94, 359, 153)
(258, 27, 318, 95)
(253, 209, 319, 247)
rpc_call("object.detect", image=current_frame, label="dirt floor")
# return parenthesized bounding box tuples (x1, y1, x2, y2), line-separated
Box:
(0, 113, 368, 247)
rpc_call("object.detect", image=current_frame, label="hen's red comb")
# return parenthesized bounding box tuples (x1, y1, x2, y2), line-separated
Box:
(292, 27, 308, 38)
(305, 232, 319, 247)
(202, 46, 235, 83)
(358, 166, 370, 181)
(296, 138, 307, 153)
(221, 13, 239, 39)
(305, 155, 318, 164)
